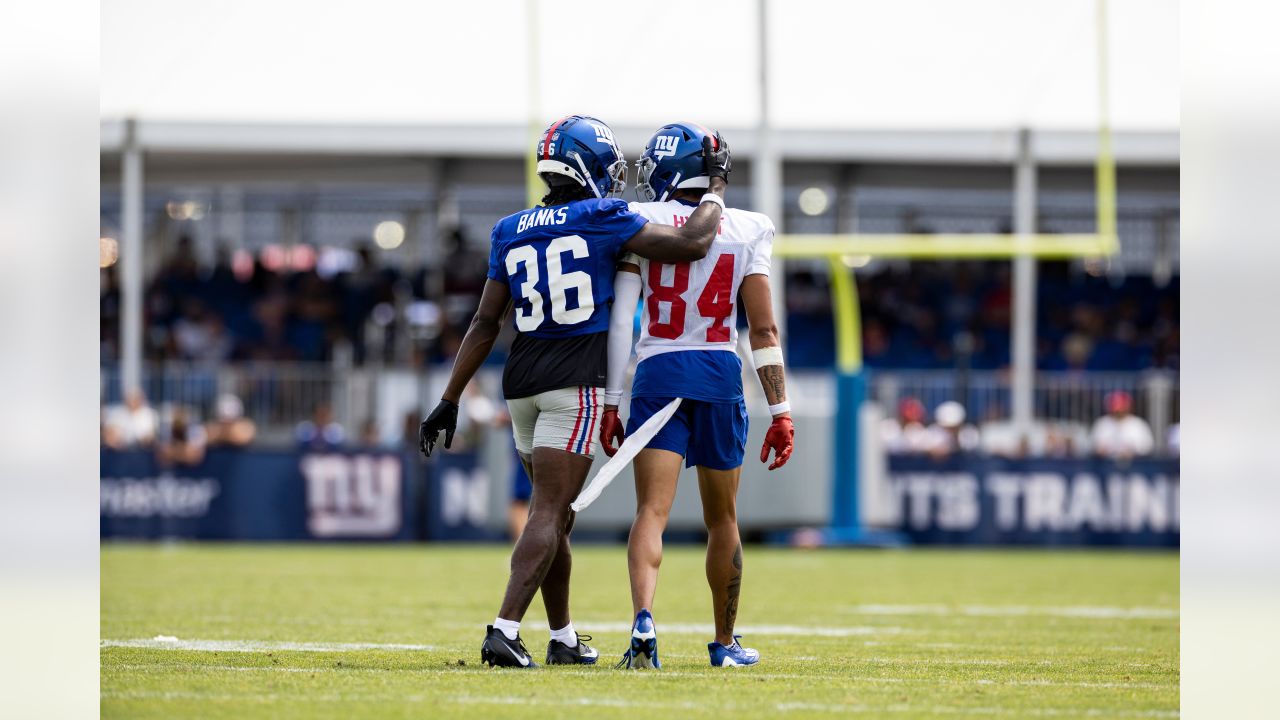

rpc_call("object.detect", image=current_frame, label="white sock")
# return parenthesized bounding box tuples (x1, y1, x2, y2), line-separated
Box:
(493, 617, 520, 641)
(549, 623, 577, 646)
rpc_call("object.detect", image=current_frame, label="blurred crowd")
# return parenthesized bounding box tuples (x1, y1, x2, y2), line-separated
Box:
(787, 261, 1179, 371)
(100, 380, 514, 466)
(102, 389, 259, 467)
(880, 390, 1176, 460)
(100, 232, 492, 367)
(101, 240, 1179, 374)
(100, 238, 1179, 462)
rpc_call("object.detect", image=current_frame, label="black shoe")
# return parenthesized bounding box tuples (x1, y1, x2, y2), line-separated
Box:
(480, 625, 538, 668)
(545, 633, 599, 665)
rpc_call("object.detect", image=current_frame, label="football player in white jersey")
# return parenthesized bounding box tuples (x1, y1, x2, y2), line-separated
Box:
(601, 123, 795, 669)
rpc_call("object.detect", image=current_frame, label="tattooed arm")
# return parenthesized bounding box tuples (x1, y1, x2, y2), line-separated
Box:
(741, 275, 787, 407)
(741, 274, 794, 470)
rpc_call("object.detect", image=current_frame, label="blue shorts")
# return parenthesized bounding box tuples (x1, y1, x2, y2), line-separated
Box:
(626, 396, 748, 471)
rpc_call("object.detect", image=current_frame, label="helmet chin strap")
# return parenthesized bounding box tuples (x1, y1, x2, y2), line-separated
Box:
(659, 171, 683, 202)
(572, 153, 602, 198)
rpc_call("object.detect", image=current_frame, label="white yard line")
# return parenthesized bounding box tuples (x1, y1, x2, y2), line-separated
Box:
(575, 621, 906, 637)
(101, 637, 437, 652)
(774, 702, 1179, 717)
(103, 690, 1177, 717)
(844, 604, 1178, 619)
(453, 696, 1176, 717)
(103, 654, 1175, 690)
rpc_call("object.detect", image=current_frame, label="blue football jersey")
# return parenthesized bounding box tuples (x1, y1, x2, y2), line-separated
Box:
(488, 198, 648, 339)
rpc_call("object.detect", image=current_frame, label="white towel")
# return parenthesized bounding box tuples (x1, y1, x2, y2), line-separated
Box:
(570, 398, 682, 512)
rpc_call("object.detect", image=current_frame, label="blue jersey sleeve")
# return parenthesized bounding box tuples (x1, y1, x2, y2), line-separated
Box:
(589, 198, 648, 255)
(486, 223, 507, 283)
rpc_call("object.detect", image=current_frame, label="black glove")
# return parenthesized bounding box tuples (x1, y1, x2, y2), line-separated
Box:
(702, 134, 732, 182)
(418, 400, 459, 457)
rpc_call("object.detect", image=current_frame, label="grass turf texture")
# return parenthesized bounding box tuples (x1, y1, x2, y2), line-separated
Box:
(102, 544, 1178, 719)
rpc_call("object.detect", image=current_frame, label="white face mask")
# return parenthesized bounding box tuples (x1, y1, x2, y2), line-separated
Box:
(605, 158, 628, 198)
(635, 155, 658, 202)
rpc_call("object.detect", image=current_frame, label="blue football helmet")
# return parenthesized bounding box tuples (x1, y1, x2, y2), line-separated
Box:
(536, 115, 627, 199)
(636, 122, 720, 202)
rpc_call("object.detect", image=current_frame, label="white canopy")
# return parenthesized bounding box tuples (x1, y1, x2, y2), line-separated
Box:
(102, 0, 1178, 132)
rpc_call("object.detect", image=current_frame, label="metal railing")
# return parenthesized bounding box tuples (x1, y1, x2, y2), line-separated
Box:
(868, 369, 1178, 450)
(102, 363, 1178, 451)
(102, 362, 357, 442)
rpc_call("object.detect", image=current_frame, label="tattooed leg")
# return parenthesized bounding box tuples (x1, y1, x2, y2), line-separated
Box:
(697, 464, 743, 645)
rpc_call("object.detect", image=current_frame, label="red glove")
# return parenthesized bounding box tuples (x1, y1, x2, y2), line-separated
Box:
(760, 415, 794, 470)
(600, 406, 625, 457)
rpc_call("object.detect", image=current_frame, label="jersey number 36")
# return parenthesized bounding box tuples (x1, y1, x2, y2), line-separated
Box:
(505, 235, 595, 332)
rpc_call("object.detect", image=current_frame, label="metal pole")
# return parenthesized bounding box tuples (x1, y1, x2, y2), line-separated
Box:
(1095, 0, 1117, 241)
(1012, 128, 1037, 441)
(753, 0, 786, 339)
(120, 118, 144, 398)
(525, 0, 542, 209)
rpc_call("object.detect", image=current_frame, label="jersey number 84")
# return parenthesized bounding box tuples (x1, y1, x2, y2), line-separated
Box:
(647, 254, 736, 342)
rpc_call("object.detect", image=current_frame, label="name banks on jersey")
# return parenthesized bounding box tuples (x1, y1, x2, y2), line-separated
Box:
(487, 198, 649, 339)
(624, 199, 775, 403)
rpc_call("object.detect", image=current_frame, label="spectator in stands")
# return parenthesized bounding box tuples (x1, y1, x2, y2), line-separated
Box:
(296, 403, 345, 451)
(205, 393, 257, 448)
(1167, 423, 1180, 457)
(977, 404, 1091, 459)
(172, 299, 234, 362)
(102, 389, 158, 449)
(881, 396, 931, 454)
(1043, 421, 1090, 458)
(977, 404, 1031, 458)
(924, 401, 981, 459)
(357, 418, 382, 449)
(401, 410, 421, 449)
(156, 406, 207, 467)
(1090, 391, 1154, 460)
(453, 380, 505, 451)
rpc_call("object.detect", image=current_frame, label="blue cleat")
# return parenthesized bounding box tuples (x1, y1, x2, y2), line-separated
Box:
(616, 608, 661, 669)
(708, 635, 760, 667)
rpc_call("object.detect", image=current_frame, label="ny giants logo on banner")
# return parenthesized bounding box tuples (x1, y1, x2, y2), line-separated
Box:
(301, 454, 402, 538)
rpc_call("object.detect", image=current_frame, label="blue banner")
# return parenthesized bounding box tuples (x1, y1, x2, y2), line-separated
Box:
(424, 451, 500, 542)
(883, 456, 1179, 546)
(101, 449, 424, 541)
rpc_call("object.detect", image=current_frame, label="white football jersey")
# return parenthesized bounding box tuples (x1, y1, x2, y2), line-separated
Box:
(623, 200, 775, 362)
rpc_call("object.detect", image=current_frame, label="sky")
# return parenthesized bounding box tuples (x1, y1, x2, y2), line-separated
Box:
(101, 0, 1178, 130)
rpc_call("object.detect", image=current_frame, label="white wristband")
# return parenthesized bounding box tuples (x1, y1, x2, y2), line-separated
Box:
(699, 192, 725, 210)
(604, 390, 623, 405)
(752, 346, 784, 368)
(768, 401, 791, 416)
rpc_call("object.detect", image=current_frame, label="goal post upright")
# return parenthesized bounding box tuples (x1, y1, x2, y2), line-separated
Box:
(776, 0, 1118, 541)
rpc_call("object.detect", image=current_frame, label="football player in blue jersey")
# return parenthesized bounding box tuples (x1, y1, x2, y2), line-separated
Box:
(418, 115, 732, 668)
(601, 122, 794, 669)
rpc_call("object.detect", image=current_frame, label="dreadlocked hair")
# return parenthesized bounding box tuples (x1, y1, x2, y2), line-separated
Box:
(539, 174, 594, 207)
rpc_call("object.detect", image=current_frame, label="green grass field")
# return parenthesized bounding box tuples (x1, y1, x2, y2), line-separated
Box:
(101, 544, 1178, 719)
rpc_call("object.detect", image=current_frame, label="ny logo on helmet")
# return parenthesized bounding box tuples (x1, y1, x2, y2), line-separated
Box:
(653, 135, 680, 159)
(589, 122, 619, 156)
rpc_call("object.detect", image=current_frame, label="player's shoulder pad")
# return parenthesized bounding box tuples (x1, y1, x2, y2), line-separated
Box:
(493, 206, 540, 236)
(584, 197, 628, 213)
(725, 208, 776, 241)
(627, 200, 673, 222)
(490, 211, 522, 244)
